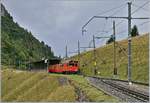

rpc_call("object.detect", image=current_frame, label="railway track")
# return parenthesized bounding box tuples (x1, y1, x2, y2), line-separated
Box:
(87, 77, 149, 102)
(91, 76, 149, 86)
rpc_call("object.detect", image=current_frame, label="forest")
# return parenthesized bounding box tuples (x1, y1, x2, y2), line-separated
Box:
(1, 4, 55, 69)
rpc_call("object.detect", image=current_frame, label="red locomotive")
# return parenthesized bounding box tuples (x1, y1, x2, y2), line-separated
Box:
(48, 60, 79, 74)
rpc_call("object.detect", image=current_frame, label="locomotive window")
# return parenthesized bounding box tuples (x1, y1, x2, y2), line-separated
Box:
(69, 63, 74, 66)
(69, 61, 78, 66)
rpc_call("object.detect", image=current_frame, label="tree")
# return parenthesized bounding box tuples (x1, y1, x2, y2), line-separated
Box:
(41, 41, 45, 45)
(1, 4, 55, 69)
(131, 25, 139, 37)
(106, 35, 114, 44)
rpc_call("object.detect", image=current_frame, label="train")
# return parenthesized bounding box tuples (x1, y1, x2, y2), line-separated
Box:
(48, 60, 79, 74)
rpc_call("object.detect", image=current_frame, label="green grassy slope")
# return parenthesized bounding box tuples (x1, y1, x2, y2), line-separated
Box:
(1, 69, 117, 102)
(1, 69, 76, 102)
(67, 75, 118, 102)
(1, 4, 55, 68)
(72, 34, 149, 83)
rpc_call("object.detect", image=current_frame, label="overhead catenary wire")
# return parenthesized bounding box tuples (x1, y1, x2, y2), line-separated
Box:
(132, 3, 149, 12)
(137, 20, 150, 26)
(96, 3, 126, 16)
(115, 20, 149, 58)
(95, 4, 126, 35)
(131, 1, 150, 15)
(91, 18, 127, 73)
(82, 3, 126, 32)
(82, 21, 150, 69)
(117, 29, 127, 35)
(116, 20, 150, 36)
(95, 15, 127, 36)
(95, 1, 150, 37)
(101, 19, 108, 33)
(105, 20, 126, 34)
(109, 5, 126, 17)
(78, 1, 149, 81)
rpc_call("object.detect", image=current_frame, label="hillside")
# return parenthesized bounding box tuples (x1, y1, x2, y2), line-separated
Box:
(1, 69, 117, 102)
(72, 34, 149, 84)
(1, 4, 55, 69)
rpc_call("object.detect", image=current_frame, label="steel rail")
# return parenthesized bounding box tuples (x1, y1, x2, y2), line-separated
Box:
(88, 76, 149, 102)
(90, 76, 149, 86)
(102, 79, 149, 102)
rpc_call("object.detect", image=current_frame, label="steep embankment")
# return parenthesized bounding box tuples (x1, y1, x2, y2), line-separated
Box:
(1, 69, 76, 102)
(1, 69, 117, 102)
(1, 4, 55, 68)
(72, 34, 149, 83)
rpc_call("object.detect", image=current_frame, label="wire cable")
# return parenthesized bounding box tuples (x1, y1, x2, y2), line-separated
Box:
(106, 20, 126, 34)
(109, 5, 126, 17)
(96, 3, 126, 16)
(137, 21, 150, 26)
(132, 3, 149, 12)
(131, 1, 150, 15)
(95, 7, 126, 35)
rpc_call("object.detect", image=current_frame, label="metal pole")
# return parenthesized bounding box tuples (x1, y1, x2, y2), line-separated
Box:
(65, 45, 68, 59)
(81, 2, 149, 83)
(78, 40, 80, 74)
(47, 60, 49, 73)
(78, 40, 80, 62)
(113, 21, 117, 75)
(128, 2, 132, 84)
(93, 35, 97, 75)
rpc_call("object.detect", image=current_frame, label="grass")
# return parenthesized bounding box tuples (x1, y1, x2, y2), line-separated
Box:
(49, 74, 118, 102)
(16, 76, 59, 102)
(1, 69, 76, 102)
(66, 75, 118, 102)
(3, 72, 48, 101)
(71, 34, 149, 84)
(2, 34, 148, 102)
(1, 69, 118, 102)
(1, 69, 35, 98)
(46, 85, 76, 102)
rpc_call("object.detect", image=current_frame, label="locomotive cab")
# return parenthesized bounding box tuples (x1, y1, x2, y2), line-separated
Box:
(48, 60, 79, 74)
(68, 60, 78, 67)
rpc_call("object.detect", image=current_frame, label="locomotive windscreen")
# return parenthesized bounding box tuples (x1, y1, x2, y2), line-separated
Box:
(69, 60, 78, 66)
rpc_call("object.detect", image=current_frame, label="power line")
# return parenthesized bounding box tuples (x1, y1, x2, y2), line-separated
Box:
(109, 5, 126, 17)
(132, 3, 149, 12)
(96, 6, 126, 35)
(81, 2, 149, 83)
(97, 3, 126, 16)
(117, 29, 127, 35)
(101, 19, 108, 34)
(117, 20, 150, 35)
(82, 4, 126, 33)
(95, 1, 149, 36)
(94, 19, 126, 37)
(131, 1, 150, 15)
(106, 20, 126, 34)
(137, 20, 150, 26)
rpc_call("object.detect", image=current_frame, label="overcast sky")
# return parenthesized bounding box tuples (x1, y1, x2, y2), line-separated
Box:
(2, 0, 150, 57)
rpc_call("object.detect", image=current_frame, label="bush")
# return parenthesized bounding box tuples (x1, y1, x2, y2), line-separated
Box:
(131, 25, 139, 37)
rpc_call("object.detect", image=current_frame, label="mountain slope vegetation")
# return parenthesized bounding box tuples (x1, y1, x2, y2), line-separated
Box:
(1, 4, 55, 69)
(1, 69, 117, 102)
(71, 34, 149, 83)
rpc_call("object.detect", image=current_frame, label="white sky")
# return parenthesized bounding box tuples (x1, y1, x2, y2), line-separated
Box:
(2, 0, 150, 57)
